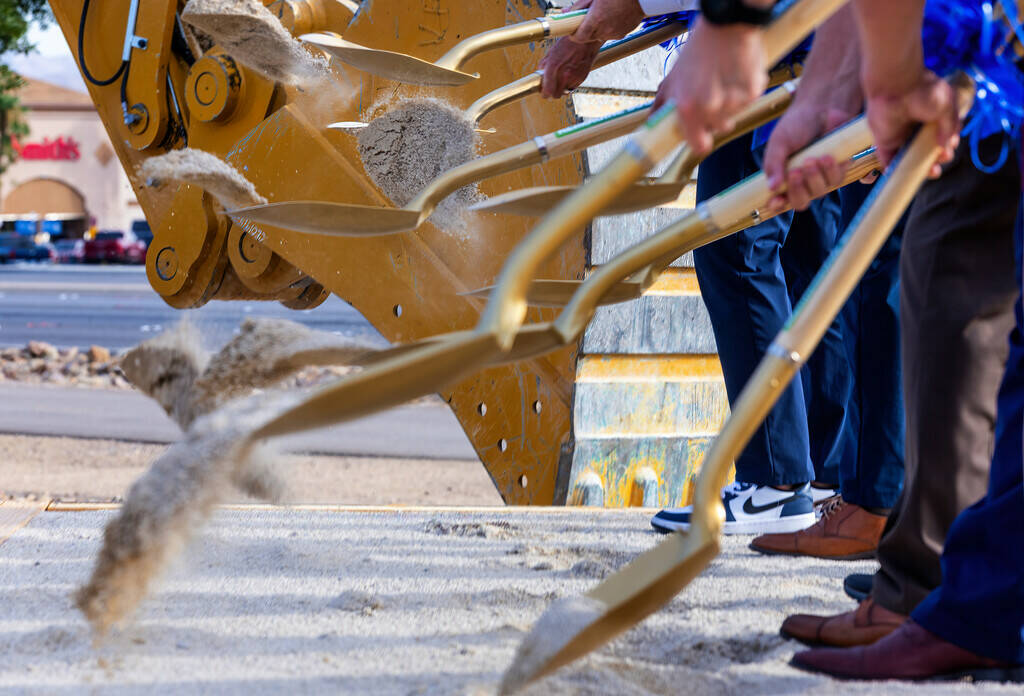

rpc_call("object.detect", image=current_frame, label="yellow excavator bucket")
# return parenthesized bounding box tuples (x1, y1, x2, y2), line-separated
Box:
(49, 0, 587, 504)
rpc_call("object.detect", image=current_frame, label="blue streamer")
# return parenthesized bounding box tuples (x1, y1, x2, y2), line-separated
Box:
(921, 0, 1024, 171)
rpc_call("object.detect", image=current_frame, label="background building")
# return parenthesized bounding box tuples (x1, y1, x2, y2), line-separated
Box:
(0, 77, 146, 241)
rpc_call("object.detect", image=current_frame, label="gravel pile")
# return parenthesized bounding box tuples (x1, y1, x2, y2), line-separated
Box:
(0, 340, 359, 391)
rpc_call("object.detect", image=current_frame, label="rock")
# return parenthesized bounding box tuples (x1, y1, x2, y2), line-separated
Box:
(27, 341, 58, 359)
(1, 347, 19, 361)
(29, 359, 47, 374)
(60, 346, 79, 361)
(87, 345, 110, 363)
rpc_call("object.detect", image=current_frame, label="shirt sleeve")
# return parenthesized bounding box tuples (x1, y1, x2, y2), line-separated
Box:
(638, 0, 699, 16)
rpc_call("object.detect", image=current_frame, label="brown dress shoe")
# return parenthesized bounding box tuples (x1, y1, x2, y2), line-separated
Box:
(781, 597, 906, 647)
(792, 619, 1024, 681)
(749, 496, 886, 559)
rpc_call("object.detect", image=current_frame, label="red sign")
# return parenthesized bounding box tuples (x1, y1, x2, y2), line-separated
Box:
(11, 135, 81, 161)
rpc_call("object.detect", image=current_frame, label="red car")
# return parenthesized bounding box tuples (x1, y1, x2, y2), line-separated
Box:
(84, 230, 147, 264)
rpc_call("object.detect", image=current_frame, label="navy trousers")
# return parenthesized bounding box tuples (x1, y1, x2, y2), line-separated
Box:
(694, 136, 904, 507)
(912, 210, 1024, 665)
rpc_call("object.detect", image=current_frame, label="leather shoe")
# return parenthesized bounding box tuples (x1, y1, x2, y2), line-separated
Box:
(781, 597, 905, 647)
(843, 572, 873, 602)
(750, 496, 886, 559)
(792, 619, 1024, 681)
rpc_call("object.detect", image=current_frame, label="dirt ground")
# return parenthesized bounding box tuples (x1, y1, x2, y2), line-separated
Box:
(0, 434, 504, 505)
(2, 506, 1020, 695)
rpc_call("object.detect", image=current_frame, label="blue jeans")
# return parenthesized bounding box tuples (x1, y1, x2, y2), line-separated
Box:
(913, 208, 1024, 664)
(694, 136, 904, 507)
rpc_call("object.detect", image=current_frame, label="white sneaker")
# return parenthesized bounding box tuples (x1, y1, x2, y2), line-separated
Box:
(651, 481, 816, 535)
(811, 484, 838, 505)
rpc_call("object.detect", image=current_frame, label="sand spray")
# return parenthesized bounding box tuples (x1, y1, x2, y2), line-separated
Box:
(79, 319, 377, 634)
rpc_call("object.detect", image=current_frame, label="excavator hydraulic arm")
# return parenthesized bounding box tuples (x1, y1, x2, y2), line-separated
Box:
(48, 0, 587, 504)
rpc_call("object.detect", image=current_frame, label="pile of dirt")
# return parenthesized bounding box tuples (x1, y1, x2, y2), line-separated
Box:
(181, 0, 329, 87)
(356, 98, 482, 232)
(138, 149, 266, 210)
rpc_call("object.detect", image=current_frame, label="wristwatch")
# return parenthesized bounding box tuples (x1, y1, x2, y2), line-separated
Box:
(699, 0, 774, 26)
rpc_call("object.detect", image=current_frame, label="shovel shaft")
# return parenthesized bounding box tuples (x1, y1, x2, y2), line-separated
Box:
(408, 102, 656, 216)
(657, 77, 800, 184)
(436, 10, 587, 71)
(465, 20, 687, 125)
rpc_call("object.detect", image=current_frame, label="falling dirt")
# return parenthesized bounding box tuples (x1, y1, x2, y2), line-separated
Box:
(191, 317, 377, 414)
(138, 149, 266, 210)
(357, 98, 482, 232)
(499, 595, 606, 695)
(79, 320, 382, 634)
(181, 0, 329, 87)
(74, 392, 297, 635)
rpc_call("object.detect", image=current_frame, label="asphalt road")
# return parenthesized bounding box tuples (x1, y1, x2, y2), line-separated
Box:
(0, 263, 388, 351)
(0, 265, 478, 460)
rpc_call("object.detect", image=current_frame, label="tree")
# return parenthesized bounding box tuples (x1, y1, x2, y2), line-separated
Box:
(0, 0, 51, 174)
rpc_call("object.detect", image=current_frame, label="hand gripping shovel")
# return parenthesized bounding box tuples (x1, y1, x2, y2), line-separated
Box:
(329, 20, 688, 133)
(237, 0, 852, 453)
(301, 10, 591, 87)
(229, 102, 653, 236)
(464, 19, 687, 127)
(469, 68, 802, 218)
(498, 72, 976, 695)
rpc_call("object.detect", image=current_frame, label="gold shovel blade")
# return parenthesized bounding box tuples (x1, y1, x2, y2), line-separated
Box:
(500, 525, 720, 694)
(302, 33, 477, 86)
(471, 181, 685, 217)
(461, 275, 650, 308)
(229, 201, 423, 237)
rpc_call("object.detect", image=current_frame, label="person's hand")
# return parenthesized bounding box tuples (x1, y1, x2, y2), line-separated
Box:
(863, 67, 959, 176)
(539, 0, 644, 99)
(653, 18, 766, 154)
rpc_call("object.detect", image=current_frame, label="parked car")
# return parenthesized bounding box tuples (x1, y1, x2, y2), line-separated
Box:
(84, 230, 147, 264)
(54, 238, 85, 264)
(0, 233, 54, 262)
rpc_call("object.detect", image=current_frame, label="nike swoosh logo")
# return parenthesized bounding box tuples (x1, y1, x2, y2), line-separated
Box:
(742, 493, 800, 515)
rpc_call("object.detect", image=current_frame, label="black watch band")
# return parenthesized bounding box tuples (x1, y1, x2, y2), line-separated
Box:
(699, 0, 774, 26)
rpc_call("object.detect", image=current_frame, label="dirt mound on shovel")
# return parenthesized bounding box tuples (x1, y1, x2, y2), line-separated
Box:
(182, 0, 329, 87)
(139, 149, 266, 210)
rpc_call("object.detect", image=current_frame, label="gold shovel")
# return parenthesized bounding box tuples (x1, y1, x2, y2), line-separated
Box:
(328, 20, 688, 133)
(498, 73, 976, 695)
(470, 70, 802, 218)
(229, 102, 654, 236)
(464, 144, 879, 310)
(240, 0, 851, 444)
(302, 9, 592, 86)
(465, 19, 687, 126)
(371, 136, 879, 375)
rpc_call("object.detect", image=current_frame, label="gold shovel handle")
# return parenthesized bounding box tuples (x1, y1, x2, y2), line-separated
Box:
(465, 20, 687, 125)
(408, 102, 654, 216)
(436, 10, 588, 72)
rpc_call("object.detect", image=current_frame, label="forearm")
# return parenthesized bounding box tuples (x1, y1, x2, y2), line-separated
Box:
(853, 0, 925, 94)
(799, 6, 860, 96)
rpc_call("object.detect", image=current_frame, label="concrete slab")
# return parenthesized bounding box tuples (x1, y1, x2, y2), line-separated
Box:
(0, 507, 1016, 695)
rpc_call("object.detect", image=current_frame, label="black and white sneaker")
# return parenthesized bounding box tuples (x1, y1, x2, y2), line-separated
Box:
(651, 481, 816, 535)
